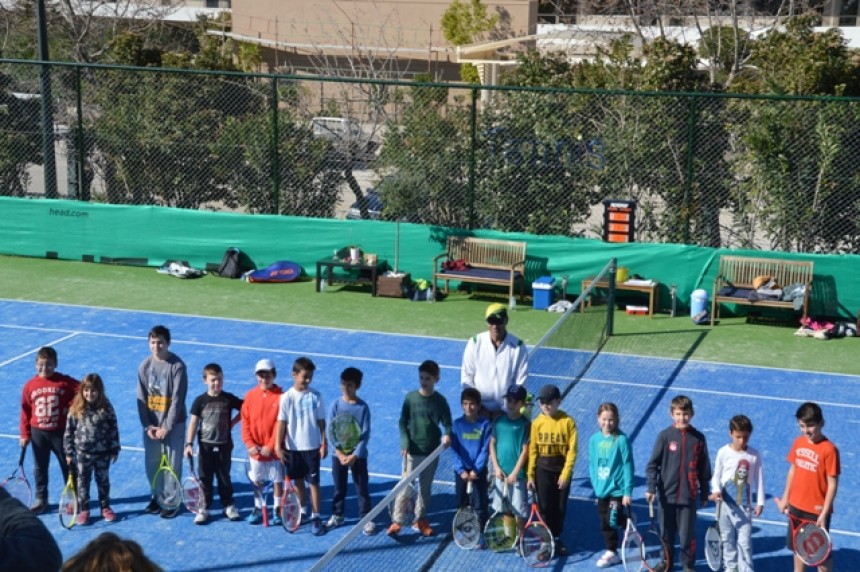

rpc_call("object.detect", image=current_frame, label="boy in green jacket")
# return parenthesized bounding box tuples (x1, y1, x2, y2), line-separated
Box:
(387, 360, 452, 537)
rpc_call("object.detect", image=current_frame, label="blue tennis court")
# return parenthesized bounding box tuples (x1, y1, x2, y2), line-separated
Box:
(1, 299, 858, 571)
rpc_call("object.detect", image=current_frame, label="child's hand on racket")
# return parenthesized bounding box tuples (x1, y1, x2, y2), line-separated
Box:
(708, 491, 722, 502)
(526, 479, 535, 491)
(557, 476, 569, 490)
(622, 495, 632, 507)
(184, 445, 193, 458)
(775, 497, 789, 514)
(319, 440, 328, 460)
(645, 491, 655, 504)
(19, 437, 29, 448)
(753, 504, 763, 517)
(441, 435, 451, 447)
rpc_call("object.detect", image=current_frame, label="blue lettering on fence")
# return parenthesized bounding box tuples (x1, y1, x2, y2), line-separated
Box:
(486, 128, 605, 170)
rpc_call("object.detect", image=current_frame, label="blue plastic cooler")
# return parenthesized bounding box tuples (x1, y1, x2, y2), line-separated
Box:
(532, 276, 556, 310)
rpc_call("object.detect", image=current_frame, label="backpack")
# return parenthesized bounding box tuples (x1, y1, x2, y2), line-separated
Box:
(217, 248, 254, 278)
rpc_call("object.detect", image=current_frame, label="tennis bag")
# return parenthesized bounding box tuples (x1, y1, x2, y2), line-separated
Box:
(244, 261, 302, 283)
(217, 248, 255, 278)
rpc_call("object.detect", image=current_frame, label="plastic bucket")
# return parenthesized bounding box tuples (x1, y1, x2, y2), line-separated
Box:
(690, 289, 709, 317)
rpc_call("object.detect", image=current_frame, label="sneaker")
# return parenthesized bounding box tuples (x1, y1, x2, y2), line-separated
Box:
(194, 509, 209, 525)
(144, 498, 161, 514)
(414, 518, 433, 536)
(311, 516, 325, 536)
(272, 511, 283, 527)
(77, 510, 90, 526)
(326, 514, 344, 529)
(363, 521, 377, 535)
(597, 550, 620, 568)
(386, 522, 401, 536)
(224, 505, 241, 521)
(160, 507, 179, 519)
(101, 507, 117, 522)
(30, 499, 47, 514)
(247, 508, 262, 525)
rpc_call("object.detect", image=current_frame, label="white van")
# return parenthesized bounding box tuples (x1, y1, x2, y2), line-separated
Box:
(310, 117, 363, 142)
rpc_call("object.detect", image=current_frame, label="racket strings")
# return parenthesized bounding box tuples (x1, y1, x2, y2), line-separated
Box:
(795, 524, 831, 565)
(154, 469, 182, 510)
(521, 525, 554, 566)
(3, 477, 33, 505)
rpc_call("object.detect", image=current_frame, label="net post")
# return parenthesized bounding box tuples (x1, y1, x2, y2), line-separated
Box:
(607, 257, 617, 336)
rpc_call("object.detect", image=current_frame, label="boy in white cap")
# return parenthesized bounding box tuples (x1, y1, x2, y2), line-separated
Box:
(461, 303, 528, 418)
(240, 358, 284, 524)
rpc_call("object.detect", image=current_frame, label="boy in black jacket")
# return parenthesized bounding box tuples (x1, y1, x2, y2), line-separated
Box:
(645, 395, 711, 572)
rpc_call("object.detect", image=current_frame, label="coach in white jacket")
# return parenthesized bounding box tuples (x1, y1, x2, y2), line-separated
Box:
(461, 303, 528, 417)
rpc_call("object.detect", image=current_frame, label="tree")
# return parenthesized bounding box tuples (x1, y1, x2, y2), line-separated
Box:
(441, 0, 500, 83)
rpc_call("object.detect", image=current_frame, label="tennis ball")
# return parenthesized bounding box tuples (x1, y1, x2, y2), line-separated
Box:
(520, 405, 526, 415)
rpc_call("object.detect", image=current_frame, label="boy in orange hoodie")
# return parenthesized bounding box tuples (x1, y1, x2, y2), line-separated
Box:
(241, 359, 284, 524)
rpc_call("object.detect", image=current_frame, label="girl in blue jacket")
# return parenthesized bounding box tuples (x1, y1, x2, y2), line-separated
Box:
(588, 402, 634, 569)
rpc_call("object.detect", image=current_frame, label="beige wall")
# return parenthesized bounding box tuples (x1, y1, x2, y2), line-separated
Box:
(232, 0, 538, 59)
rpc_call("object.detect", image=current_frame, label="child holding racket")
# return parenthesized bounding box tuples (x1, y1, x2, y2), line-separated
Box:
(274, 357, 328, 536)
(588, 402, 634, 569)
(388, 359, 453, 537)
(526, 384, 577, 556)
(645, 395, 712, 572)
(325, 366, 373, 534)
(450, 387, 492, 544)
(241, 358, 284, 525)
(708, 414, 765, 572)
(776, 402, 840, 572)
(489, 385, 530, 545)
(63, 373, 121, 525)
(137, 325, 188, 518)
(19, 346, 80, 513)
(184, 363, 243, 524)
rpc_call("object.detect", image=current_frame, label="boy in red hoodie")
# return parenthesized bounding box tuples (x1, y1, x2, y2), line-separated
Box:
(19, 346, 79, 513)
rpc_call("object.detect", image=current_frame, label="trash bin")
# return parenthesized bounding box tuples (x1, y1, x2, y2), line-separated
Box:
(690, 289, 709, 318)
(532, 276, 556, 310)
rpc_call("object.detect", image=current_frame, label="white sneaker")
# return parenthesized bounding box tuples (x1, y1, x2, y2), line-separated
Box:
(363, 520, 377, 535)
(194, 509, 209, 525)
(326, 514, 344, 529)
(224, 505, 241, 521)
(596, 550, 620, 568)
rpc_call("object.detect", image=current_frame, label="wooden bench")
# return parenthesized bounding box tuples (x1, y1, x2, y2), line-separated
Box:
(432, 237, 527, 301)
(711, 256, 814, 326)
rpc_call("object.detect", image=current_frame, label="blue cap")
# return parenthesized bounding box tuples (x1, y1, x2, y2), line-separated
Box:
(505, 385, 527, 402)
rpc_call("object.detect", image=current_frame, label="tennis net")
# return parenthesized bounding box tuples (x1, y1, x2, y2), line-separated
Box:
(309, 259, 616, 571)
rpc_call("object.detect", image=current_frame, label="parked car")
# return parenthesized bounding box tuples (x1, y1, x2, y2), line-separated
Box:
(346, 190, 383, 220)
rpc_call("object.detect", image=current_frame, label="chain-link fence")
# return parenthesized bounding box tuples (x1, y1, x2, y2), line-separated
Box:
(5, 59, 860, 254)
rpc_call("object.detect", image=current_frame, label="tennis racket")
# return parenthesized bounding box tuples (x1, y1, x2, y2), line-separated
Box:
(774, 497, 832, 566)
(58, 469, 78, 529)
(705, 501, 722, 571)
(329, 412, 361, 455)
(621, 505, 643, 572)
(642, 500, 670, 572)
(152, 444, 182, 512)
(1, 445, 33, 506)
(245, 458, 275, 527)
(485, 480, 517, 552)
(279, 463, 302, 533)
(453, 480, 481, 549)
(520, 488, 554, 567)
(182, 454, 202, 513)
(389, 456, 417, 526)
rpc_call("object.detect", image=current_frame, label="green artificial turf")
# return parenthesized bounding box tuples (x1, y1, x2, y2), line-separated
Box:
(1, 255, 857, 376)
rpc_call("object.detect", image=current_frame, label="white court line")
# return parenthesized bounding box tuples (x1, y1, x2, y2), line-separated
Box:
(0, 332, 81, 368)
(527, 372, 860, 410)
(0, 324, 462, 371)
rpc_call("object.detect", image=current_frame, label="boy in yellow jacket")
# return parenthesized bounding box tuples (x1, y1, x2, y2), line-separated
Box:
(527, 384, 577, 556)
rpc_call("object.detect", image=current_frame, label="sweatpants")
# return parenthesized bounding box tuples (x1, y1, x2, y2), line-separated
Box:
(659, 501, 698, 569)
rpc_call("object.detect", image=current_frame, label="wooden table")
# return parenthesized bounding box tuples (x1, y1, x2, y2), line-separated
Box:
(581, 277, 659, 318)
(316, 257, 387, 296)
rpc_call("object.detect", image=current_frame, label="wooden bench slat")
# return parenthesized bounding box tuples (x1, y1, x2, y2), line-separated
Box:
(711, 255, 814, 326)
(432, 237, 527, 300)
